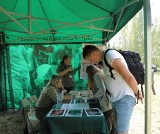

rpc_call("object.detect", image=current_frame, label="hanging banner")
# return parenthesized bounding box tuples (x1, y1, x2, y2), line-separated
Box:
(5, 31, 102, 44)
(80, 62, 91, 79)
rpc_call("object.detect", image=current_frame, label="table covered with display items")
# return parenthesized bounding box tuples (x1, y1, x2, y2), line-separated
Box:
(40, 90, 109, 134)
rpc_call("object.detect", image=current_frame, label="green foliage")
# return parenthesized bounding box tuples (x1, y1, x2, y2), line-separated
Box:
(114, 10, 144, 62)
(112, 10, 160, 67)
(152, 19, 160, 67)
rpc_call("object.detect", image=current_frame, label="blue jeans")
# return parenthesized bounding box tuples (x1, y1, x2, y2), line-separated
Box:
(112, 95, 135, 132)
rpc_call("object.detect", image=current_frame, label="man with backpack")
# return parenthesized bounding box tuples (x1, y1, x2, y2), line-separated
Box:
(83, 45, 143, 134)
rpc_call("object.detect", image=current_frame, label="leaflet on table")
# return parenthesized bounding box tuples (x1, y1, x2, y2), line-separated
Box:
(73, 98, 97, 104)
(74, 98, 86, 103)
(86, 98, 97, 103)
(80, 90, 93, 97)
(85, 108, 103, 116)
(47, 109, 66, 117)
(65, 109, 83, 117)
(61, 103, 89, 109)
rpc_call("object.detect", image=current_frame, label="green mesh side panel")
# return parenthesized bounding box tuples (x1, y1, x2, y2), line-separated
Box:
(5, 44, 89, 109)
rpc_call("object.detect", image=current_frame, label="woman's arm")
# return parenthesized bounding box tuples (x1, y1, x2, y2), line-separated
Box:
(58, 67, 70, 77)
(57, 66, 73, 77)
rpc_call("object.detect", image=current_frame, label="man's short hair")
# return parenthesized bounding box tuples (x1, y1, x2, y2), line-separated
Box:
(83, 45, 99, 59)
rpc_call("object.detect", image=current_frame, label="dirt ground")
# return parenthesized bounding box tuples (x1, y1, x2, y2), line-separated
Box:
(0, 110, 25, 134)
(130, 71, 160, 134)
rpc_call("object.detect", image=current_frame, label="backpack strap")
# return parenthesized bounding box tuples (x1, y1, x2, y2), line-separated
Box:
(141, 84, 144, 97)
(103, 79, 112, 97)
(104, 49, 115, 80)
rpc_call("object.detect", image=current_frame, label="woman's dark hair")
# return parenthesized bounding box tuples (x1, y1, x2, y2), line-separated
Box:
(86, 65, 93, 75)
(86, 65, 99, 91)
(60, 55, 70, 64)
(86, 65, 97, 76)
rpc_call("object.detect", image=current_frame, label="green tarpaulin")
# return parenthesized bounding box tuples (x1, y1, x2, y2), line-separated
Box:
(0, 0, 143, 109)
(0, 0, 143, 44)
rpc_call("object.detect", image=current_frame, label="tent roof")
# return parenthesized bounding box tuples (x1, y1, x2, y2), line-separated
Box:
(0, 0, 143, 44)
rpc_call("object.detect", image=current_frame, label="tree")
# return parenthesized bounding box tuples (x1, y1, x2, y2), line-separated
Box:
(110, 9, 160, 68)
(152, 19, 160, 67)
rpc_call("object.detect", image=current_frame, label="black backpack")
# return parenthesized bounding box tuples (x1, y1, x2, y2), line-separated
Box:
(104, 49, 145, 97)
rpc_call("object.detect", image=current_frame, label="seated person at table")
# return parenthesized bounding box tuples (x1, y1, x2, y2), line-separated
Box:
(86, 65, 115, 133)
(35, 75, 66, 120)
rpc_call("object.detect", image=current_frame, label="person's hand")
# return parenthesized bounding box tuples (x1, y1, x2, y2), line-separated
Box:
(61, 89, 67, 98)
(62, 89, 67, 94)
(59, 85, 64, 91)
(135, 90, 143, 104)
(67, 66, 72, 72)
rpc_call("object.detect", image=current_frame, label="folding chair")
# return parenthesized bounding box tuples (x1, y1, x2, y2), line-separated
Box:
(21, 95, 40, 134)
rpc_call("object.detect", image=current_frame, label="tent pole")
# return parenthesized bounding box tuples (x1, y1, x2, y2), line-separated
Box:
(28, 0, 32, 34)
(0, 7, 29, 34)
(5, 47, 15, 109)
(0, 36, 6, 111)
(143, 0, 152, 134)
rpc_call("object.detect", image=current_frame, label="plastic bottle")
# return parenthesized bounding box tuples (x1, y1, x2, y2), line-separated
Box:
(56, 91, 62, 109)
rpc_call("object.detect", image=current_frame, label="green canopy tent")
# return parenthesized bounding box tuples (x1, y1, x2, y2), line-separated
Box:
(0, 0, 144, 109)
(0, 0, 143, 44)
(0, 0, 154, 133)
